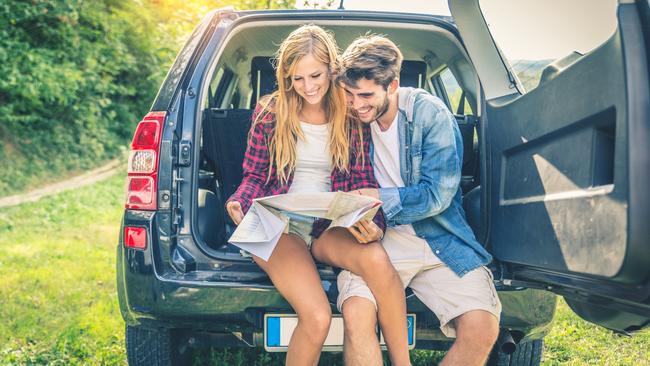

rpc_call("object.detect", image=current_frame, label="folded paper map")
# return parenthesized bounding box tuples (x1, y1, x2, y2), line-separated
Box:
(228, 191, 382, 261)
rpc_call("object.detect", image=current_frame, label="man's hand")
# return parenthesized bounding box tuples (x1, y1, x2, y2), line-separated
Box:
(347, 219, 382, 244)
(226, 201, 244, 225)
(351, 188, 380, 199)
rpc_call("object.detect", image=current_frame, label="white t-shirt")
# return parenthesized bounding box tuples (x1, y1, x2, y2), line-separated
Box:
(288, 122, 332, 193)
(370, 114, 423, 240)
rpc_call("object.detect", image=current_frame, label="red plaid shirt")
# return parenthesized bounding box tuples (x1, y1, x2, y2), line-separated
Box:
(227, 108, 385, 237)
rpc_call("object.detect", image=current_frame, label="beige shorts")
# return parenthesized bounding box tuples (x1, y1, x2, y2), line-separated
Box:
(337, 227, 501, 338)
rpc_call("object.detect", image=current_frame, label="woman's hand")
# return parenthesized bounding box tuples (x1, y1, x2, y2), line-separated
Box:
(226, 201, 244, 225)
(347, 219, 382, 244)
(351, 188, 380, 199)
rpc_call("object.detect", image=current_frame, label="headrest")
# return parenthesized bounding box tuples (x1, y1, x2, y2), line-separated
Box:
(250, 56, 276, 107)
(400, 60, 427, 88)
(249, 57, 427, 107)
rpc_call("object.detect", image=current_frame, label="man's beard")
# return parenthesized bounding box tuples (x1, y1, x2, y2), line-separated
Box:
(373, 95, 391, 122)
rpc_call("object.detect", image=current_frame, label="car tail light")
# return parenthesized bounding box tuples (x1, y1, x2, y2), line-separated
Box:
(125, 111, 165, 210)
(124, 226, 147, 250)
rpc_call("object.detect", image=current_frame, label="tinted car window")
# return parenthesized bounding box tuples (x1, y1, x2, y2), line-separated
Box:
(478, 0, 617, 92)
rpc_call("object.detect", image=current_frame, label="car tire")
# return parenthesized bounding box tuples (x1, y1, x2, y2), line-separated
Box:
(125, 325, 189, 366)
(487, 339, 544, 366)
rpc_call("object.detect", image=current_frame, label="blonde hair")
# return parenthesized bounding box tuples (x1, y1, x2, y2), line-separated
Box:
(255, 24, 361, 185)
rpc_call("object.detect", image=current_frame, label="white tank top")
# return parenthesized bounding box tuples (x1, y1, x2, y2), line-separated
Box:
(287, 122, 332, 193)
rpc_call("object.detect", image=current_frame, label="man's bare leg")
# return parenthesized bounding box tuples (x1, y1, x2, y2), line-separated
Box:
(341, 296, 382, 366)
(440, 310, 499, 366)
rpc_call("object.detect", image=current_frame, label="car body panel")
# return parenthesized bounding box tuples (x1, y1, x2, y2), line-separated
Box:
(450, 0, 650, 332)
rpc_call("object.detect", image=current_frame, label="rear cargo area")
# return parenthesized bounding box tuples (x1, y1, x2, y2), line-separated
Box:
(193, 20, 482, 261)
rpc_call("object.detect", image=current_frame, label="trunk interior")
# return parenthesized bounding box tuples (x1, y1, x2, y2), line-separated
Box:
(193, 19, 484, 268)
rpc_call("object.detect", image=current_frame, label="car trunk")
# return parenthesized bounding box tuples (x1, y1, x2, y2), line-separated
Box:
(191, 15, 483, 274)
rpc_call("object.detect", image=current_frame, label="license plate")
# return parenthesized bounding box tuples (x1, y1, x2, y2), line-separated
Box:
(264, 313, 416, 352)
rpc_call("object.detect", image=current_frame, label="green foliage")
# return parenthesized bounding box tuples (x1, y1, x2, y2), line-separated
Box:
(1, 1, 154, 194)
(0, 0, 294, 196)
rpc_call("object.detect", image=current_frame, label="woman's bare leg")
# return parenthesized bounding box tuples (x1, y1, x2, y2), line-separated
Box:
(311, 228, 410, 366)
(253, 233, 332, 366)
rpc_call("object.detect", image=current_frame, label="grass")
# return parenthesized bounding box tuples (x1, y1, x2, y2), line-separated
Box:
(0, 172, 127, 365)
(544, 302, 650, 365)
(0, 173, 648, 365)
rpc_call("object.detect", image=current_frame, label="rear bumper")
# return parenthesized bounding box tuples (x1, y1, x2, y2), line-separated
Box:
(117, 241, 557, 344)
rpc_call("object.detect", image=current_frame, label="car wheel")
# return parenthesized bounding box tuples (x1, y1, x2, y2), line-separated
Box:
(125, 325, 189, 366)
(487, 339, 544, 366)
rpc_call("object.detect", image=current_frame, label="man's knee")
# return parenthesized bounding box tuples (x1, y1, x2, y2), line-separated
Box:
(455, 310, 500, 352)
(342, 297, 378, 338)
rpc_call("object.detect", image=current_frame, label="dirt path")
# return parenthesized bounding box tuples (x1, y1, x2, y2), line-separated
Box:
(0, 159, 123, 208)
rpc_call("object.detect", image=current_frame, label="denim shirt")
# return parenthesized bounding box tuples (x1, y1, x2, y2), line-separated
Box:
(374, 87, 492, 277)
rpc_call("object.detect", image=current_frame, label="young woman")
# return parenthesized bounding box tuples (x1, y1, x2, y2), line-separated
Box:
(226, 25, 410, 366)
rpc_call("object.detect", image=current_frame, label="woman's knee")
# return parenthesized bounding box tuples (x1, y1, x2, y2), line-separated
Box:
(358, 244, 395, 278)
(299, 305, 332, 339)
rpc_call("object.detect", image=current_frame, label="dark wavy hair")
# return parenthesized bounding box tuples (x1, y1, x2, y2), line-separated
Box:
(337, 34, 403, 89)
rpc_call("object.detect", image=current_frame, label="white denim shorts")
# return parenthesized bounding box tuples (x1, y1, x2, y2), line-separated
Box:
(282, 211, 316, 248)
(239, 211, 316, 258)
(337, 227, 502, 338)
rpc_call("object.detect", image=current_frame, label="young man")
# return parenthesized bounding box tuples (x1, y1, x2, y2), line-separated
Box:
(337, 35, 502, 366)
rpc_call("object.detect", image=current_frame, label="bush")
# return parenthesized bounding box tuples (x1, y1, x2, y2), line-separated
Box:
(0, 0, 162, 194)
(0, 0, 292, 196)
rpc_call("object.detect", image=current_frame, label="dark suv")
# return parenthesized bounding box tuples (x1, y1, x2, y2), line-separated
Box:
(117, 2, 650, 365)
